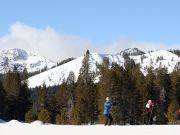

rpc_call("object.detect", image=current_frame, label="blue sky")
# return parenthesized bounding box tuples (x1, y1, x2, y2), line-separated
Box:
(0, 0, 179, 61)
(0, 0, 180, 44)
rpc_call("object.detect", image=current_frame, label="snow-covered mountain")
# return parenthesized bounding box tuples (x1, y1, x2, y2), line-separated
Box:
(28, 49, 180, 88)
(0, 48, 56, 73)
(130, 50, 180, 74)
(120, 48, 145, 56)
(28, 53, 125, 88)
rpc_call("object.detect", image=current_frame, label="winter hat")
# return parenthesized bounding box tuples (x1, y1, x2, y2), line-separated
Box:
(148, 100, 152, 104)
(106, 97, 110, 101)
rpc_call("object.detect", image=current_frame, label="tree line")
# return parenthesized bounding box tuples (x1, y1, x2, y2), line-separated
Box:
(0, 50, 180, 125)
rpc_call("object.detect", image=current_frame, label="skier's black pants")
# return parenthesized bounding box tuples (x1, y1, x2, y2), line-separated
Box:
(147, 111, 153, 125)
(104, 113, 113, 125)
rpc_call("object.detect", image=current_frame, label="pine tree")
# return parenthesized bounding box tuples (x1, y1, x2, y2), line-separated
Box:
(21, 68, 29, 81)
(0, 80, 6, 118)
(119, 67, 130, 125)
(55, 72, 76, 124)
(144, 67, 156, 100)
(3, 67, 21, 120)
(70, 107, 81, 124)
(38, 109, 51, 123)
(154, 67, 170, 124)
(97, 57, 112, 123)
(167, 100, 179, 124)
(55, 111, 68, 125)
(15, 68, 32, 121)
(18, 80, 31, 121)
(55, 81, 69, 122)
(66, 71, 76, 121)
(71, 50, 98, 124)
(25, 111, 36, 123)
(131, 64, 145, 124)
(3, 68, 21, 98)
(37, 83, 47, 112)
(110, 63, 124, 124)
(123, 60, 139, 125)
(46, 95, 57, 123)
(55, 114, 61, 124)
(171, 68, 180, 102)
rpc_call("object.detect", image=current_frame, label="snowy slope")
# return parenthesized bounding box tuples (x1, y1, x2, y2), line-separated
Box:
(0, 120, 179, 135)
(0, 48, 56, 73)
(28, 49, 180, 88)
(131, 50, 180, 74)
(28, 53, 125, 88)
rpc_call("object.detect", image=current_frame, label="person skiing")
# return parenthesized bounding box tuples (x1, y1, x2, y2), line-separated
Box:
(103, 97, 114, 126)
(146, 99, 154, 125)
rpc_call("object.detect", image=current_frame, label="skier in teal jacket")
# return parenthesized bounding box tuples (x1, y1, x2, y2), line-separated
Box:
(103, 97, 113, 125)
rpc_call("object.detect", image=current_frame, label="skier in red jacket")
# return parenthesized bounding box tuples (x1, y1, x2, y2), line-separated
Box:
(146, 100, 153, 125)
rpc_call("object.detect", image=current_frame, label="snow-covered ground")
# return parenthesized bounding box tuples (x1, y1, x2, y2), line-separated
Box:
(0, 120, 179, 135)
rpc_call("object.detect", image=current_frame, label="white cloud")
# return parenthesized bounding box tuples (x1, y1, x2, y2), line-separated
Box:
(0, 22, 95, 62)
(102, 38, 180, 54)
(0, 22, 179, 62)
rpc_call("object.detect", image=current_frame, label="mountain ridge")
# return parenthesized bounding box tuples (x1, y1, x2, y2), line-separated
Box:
(27, 49, 180, 88)
(0, 48, 56, 73)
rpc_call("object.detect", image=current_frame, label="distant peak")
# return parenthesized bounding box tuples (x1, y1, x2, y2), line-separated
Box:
(120, 48, 145, 56)
(0, 48, 56, 74)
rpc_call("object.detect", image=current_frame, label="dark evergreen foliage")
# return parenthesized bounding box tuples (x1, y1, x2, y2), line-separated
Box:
(0, 51, 179, 125)
(70, 50, 98, 124)
(169, 50, 180, 57)
(38, 109, 51, 123)
(25, 111, 36, 123)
